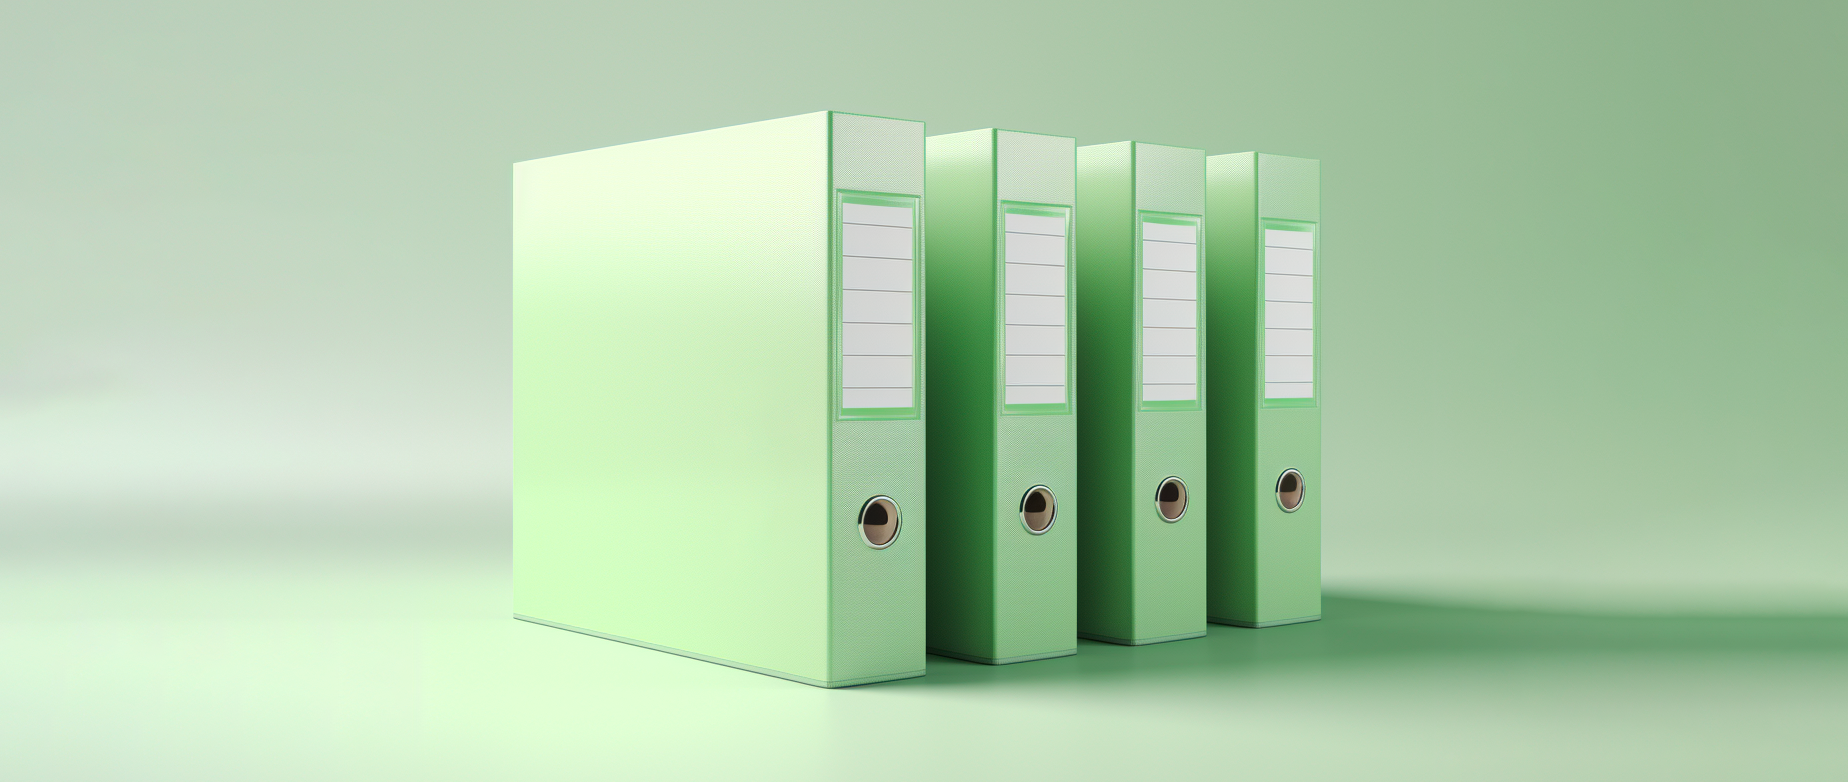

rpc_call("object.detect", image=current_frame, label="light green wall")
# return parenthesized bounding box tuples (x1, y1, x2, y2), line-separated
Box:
(5, 0, 1845, 617)
(7, 3, 1847, 780)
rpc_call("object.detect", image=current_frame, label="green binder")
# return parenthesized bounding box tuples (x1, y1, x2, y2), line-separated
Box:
(923, 129, 1077, 665)
(1204, 152, 1322, 628)
(1073, 141, 1207, 645)
(512, 111, 928, 687)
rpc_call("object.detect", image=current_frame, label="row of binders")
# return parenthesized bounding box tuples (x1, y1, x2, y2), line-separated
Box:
(513, 111, 1321, 688)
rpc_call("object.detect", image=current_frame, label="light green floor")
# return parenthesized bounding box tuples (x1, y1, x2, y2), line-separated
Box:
(6, 546, 1844, 781)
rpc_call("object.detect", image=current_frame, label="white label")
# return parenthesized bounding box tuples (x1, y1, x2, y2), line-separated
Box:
(844, 323, 913, 356)
(1141, 240, 1197, 272)
(844, 203, 914, 228)
(844, 355, 915, 388)
(843, 257, 913, 292)
(1265, 355, 1314, 384)
(1003, 208, 1070, 406)
(1005, 355, 1066, 386)
(1141, 218, 1199, 403)
(1265, 229, 1314, 250)
(1266, 247, 1313, 275)
(1144, 222, 1196, 243)
(842, 198, 916, 410)
(1265, 301, 1312, 330)
(1142, 355, 1196, 385)
(1266, 273, 1312, 303)
(843, 388, 914, 408)
(1005, 263, 1065, 296)
(842, 223, 914, 260)
(1143, 269, 1196, 300)
(1005, 385, 1065, 405)
(1143, 298, 1196, 329)
(1142, 327, 1196, 355)
(1142, 383, 1198, 402)
(1265, 383, 1314, 399)
(1004, 213, 1066, 236)
(843, 290, 912, 324)
(1004, 232, 1066, 266)
(1264, 227, 1315, 399)
(1006, 325, 1064, 355)
(1265, 328, 1313, 357)
(1005, 294, 1065, 326)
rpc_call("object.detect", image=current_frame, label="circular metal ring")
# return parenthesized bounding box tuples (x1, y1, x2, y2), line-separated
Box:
(1154, 477, 1188, 522)
(858, 495, 902, 549)
(1275, 469, 1305, 513)
(1019, 485, 1057, 534)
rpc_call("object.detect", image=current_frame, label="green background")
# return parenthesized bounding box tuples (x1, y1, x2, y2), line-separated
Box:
(3, 1, 1843, 779)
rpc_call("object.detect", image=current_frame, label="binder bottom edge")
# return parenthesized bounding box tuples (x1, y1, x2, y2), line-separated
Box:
(1208, 614, 1322, 629)
(513, 614, 925, 689)
(1076, 629, 1207, 646)
(927, 646, 1077, 665)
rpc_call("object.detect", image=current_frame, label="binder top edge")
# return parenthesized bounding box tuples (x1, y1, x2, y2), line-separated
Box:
(1215, 151, 1321, 163)
(981, 128, 1078, 141)
(513, 111, 922, 167)
(1080, 140, 1208, 154)
(826, 109, 925, 126)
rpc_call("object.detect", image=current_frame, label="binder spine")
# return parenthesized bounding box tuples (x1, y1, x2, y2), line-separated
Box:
(1076, 142, 1207, 645)
(991, 130, 1078, 661)
(1126, 143, 1208, 642)
(924, 129, 1078, 664)
(826, 113, 927, 684)
(1251, 153, 1322, 626)
(1205, 152, 1323, 629)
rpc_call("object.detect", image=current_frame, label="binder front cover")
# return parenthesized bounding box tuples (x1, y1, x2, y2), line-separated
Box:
(1074, 141, 1208, 645)
(513, 112, 927, 687)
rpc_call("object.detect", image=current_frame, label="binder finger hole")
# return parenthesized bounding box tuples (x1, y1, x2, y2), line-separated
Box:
(859, 496, 901, 549)
(1155, 477, 1188, 522)
(1276, 469, 1305, 512)
(1019, 486, 1057, 534)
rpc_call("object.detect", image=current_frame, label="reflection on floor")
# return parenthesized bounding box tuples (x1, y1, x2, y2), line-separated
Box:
(6, 551, 1844, 781)
(906, 594, 1848, 688)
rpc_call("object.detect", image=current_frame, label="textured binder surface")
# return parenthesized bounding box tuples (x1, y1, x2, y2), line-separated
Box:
(1074, 142, 1208, 645)
(925, 129, 1078, 664)
(513, 111, 926, 687)
(1204, 152, 1323, 628)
